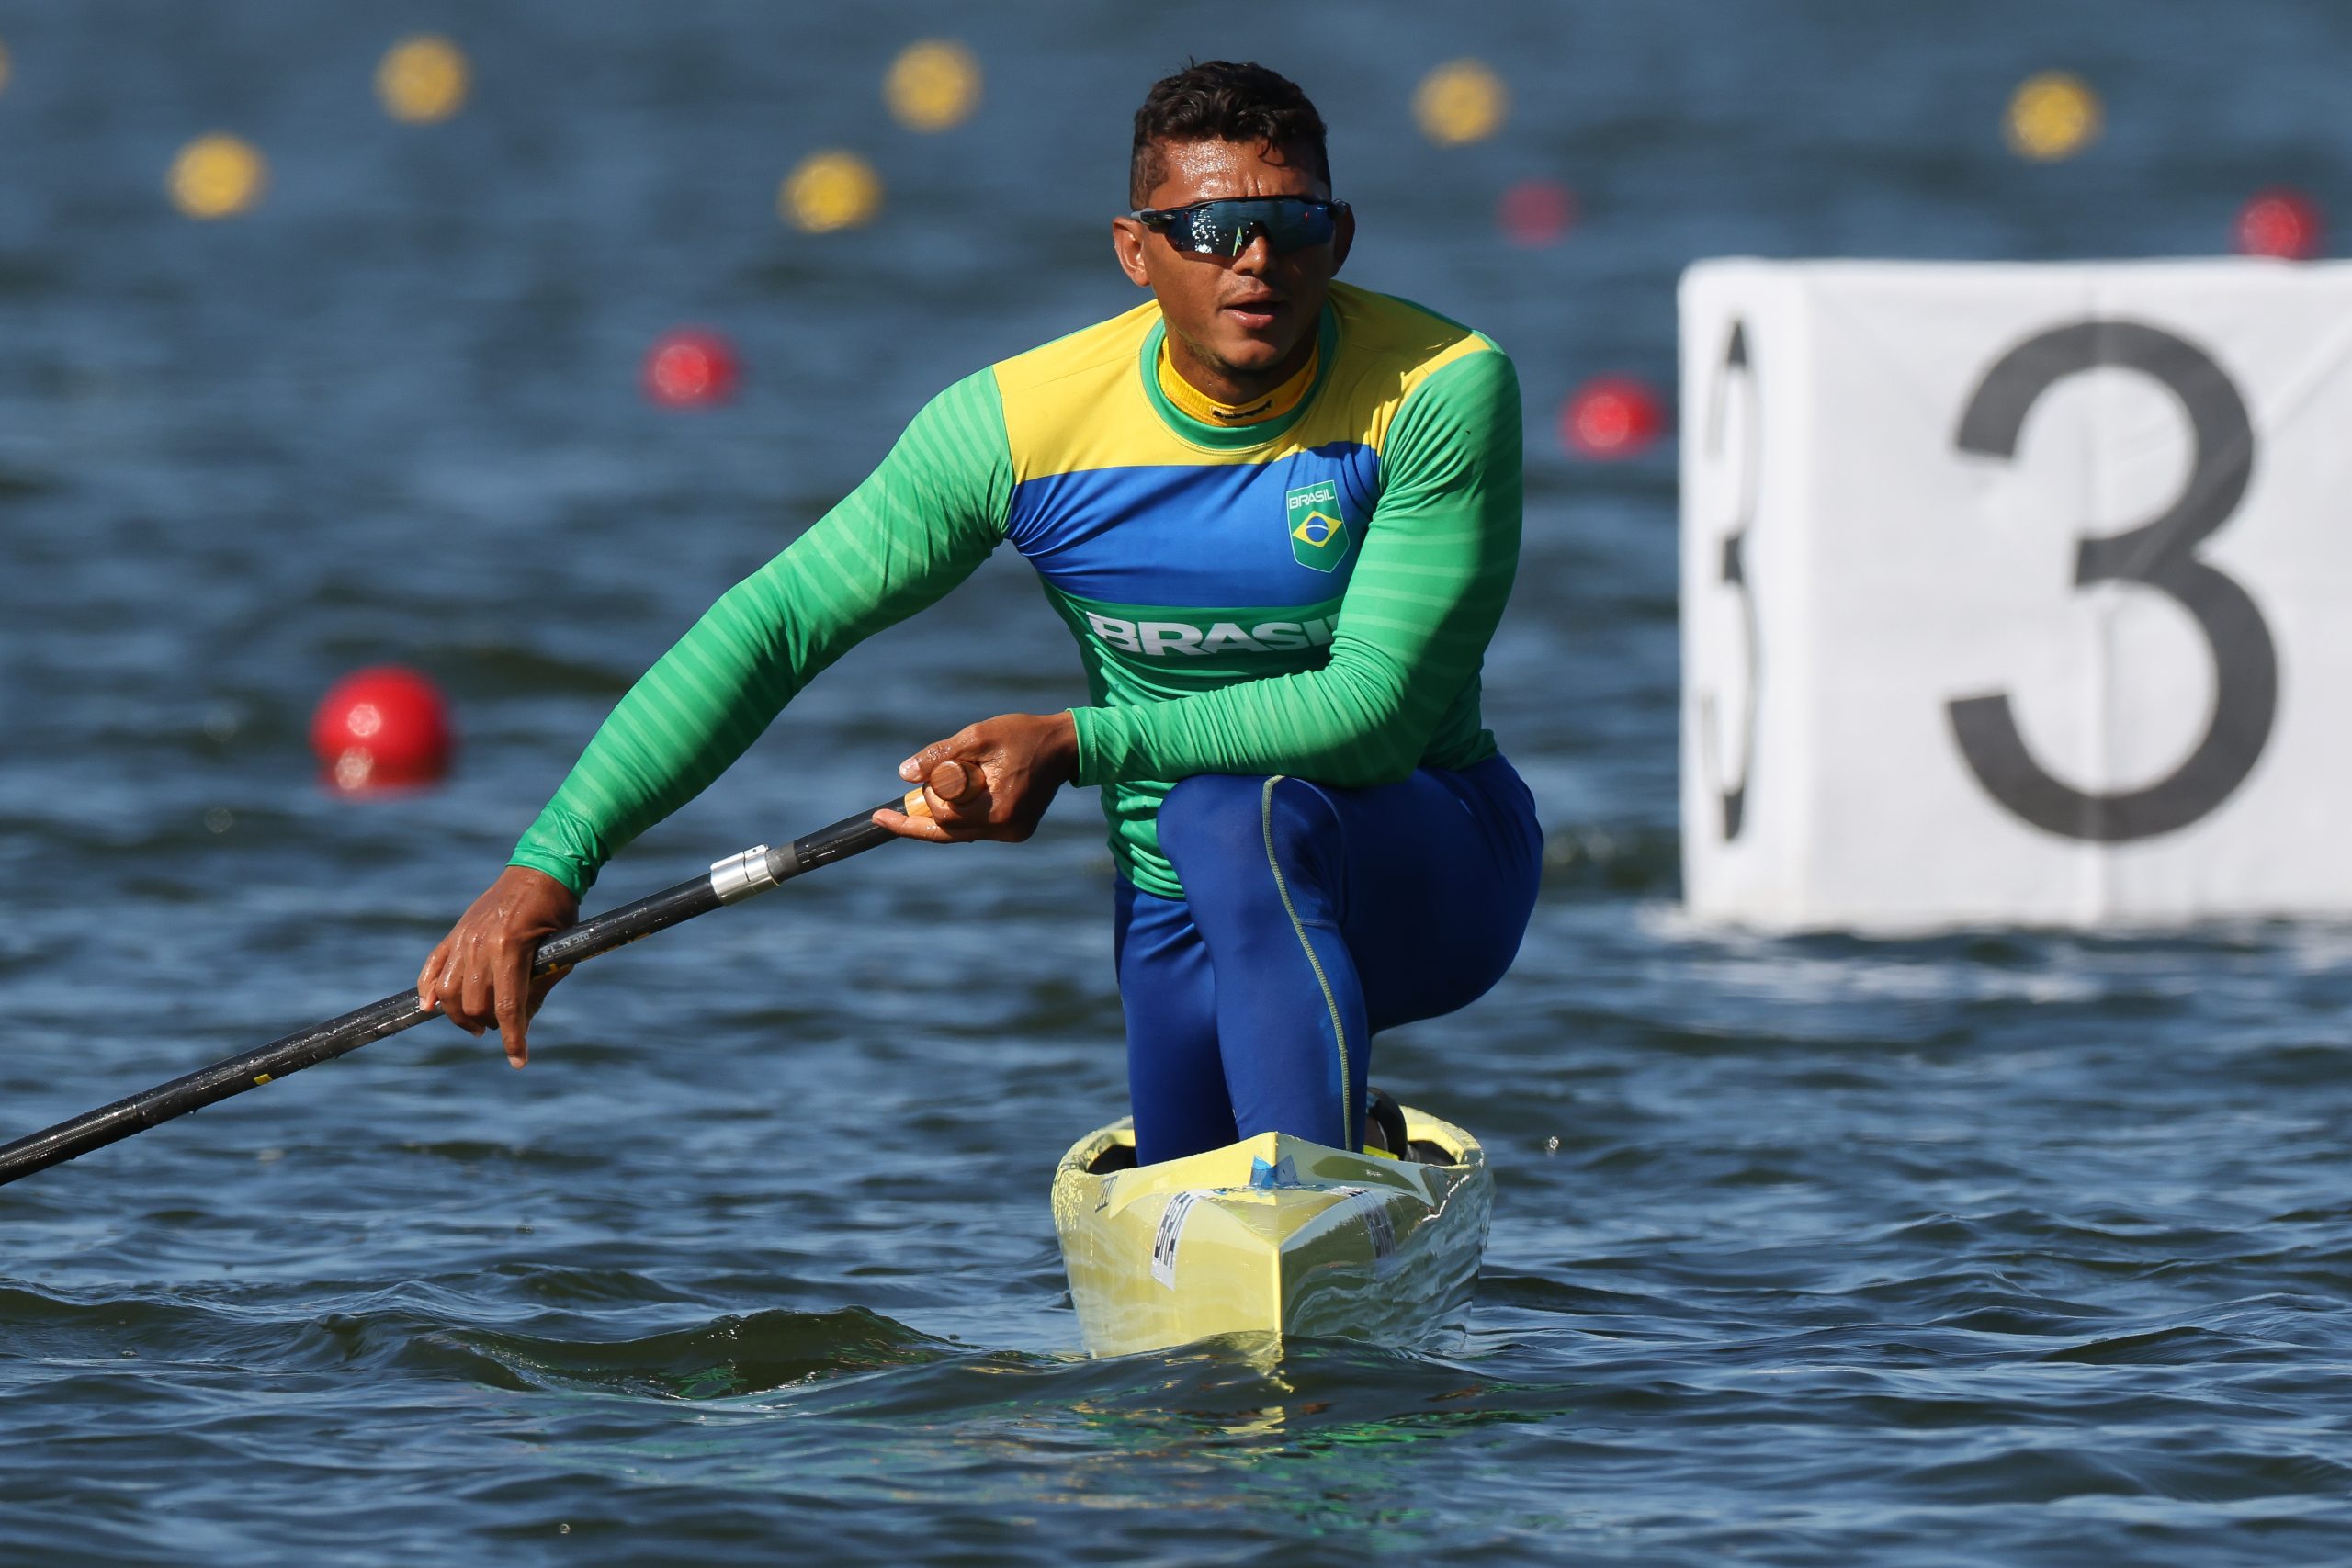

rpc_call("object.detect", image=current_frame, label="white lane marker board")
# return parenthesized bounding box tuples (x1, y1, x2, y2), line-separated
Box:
(1683, 258, 2352, 929)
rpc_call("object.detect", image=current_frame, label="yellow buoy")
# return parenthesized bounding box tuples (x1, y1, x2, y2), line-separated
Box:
(886, 39, 980, 132)
(1414, 60, 1507, 147)
(168, 134, 267, 220)
(781, 151, 883, 233)
(378, 35, 469, 125)
(2006, 72, 2101, 162)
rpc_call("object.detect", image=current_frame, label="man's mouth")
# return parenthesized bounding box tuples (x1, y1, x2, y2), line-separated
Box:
(1222, 294, 1285, 329)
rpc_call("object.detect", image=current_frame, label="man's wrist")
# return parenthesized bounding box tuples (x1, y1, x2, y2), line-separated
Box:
(506, 851, 591, 899)
(1046, 709, 1081, 784)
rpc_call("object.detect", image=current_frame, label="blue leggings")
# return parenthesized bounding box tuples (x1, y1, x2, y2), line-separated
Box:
(1113, 754, 1543, 1165)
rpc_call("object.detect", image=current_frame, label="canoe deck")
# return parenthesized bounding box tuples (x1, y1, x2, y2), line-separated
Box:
(1049, 1108, 1492, 1359)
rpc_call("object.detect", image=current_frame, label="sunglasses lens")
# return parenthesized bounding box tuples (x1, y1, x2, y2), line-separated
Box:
(1171, 207, 1226, 253)
(1170, 200, 1334, 255)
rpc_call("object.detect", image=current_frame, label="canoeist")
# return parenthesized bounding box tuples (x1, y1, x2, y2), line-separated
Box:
(418, 60, 1542, 1166)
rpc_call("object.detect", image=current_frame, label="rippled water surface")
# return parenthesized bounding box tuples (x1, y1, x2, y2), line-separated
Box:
(9, 3, 2352, 1563)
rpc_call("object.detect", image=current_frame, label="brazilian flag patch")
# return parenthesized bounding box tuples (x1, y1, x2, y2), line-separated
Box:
(1285, 479, 1351, 572)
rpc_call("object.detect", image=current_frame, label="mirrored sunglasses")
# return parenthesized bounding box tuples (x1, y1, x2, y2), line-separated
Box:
(1127, 197, 1348, 257)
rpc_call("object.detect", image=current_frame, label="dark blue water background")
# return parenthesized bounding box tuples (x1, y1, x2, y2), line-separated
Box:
(6, 2, 2352, 1562)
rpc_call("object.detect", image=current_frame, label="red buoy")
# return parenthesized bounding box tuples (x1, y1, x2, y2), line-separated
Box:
(311, 667, 455, 792)
(2234, 187, 2324, 260)
(1562, 376, 1666, 459)
(643, 328, 740, 408)
(1498, 179, 1577, 247)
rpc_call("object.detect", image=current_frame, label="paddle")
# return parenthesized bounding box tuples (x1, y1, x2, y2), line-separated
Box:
(0, 773, 967, 1188)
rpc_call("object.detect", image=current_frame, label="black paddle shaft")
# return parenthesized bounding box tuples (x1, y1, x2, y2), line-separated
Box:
(0, 796, 917, 1188)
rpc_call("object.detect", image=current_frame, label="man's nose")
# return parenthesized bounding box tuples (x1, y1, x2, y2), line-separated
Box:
(1229, 225, 1274, 270)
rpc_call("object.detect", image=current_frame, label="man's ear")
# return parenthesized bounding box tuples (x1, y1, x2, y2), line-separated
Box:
(1330, 204, 1355, 274)
(1111, 218, 1153, 288)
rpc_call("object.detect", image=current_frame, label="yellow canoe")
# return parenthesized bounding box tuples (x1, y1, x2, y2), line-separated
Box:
(1049, 1107, 1492, 1359)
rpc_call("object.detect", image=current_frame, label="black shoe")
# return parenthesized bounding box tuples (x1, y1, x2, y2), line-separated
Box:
(1365, 1086, 1408, 1158)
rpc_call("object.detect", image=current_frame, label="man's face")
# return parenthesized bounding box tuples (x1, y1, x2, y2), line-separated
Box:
(1113, 139, 1353, 391)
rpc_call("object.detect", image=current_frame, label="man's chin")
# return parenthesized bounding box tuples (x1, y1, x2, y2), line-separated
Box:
(1206, 333, 1306, 378)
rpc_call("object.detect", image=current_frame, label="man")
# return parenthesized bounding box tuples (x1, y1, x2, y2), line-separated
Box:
(419, 61, 1542, 1166)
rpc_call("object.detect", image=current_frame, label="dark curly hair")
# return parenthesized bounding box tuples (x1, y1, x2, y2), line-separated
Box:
(1129, 61, 1331, 207)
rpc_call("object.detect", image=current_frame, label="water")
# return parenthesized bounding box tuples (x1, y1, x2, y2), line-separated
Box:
(6, 1, 2352, 1562)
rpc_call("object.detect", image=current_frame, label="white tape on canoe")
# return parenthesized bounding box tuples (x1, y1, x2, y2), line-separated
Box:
(1151, 1190, 1204, 1289)
(1336, 1186, 1398, 1269)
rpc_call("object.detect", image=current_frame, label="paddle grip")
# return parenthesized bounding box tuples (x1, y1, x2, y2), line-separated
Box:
(926, 761, 978, 804)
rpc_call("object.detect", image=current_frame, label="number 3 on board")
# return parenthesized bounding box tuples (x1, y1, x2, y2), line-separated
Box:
(1948, 321, 2277, 842)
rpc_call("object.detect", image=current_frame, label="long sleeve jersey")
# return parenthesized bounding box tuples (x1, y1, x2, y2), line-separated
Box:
(508, 281, 1524, 900)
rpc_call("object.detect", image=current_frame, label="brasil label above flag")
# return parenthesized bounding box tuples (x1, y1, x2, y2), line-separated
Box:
(1285, 479, 1351, 572)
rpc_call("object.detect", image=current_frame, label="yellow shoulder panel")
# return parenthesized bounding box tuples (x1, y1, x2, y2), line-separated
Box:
(993, 283, 1498, 479)
(1305, 283, 1494, 456)
(993, 299, 1193, 480)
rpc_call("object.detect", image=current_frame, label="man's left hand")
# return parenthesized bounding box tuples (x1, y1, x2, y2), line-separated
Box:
(875, 711, 1080, 843)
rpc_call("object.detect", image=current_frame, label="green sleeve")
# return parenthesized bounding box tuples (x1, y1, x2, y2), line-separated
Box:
(509, 370, 1012, 894)
(1069, 347, 1522, 789)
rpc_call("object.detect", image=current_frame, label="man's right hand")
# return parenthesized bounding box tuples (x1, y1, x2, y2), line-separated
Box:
(417, 865, 580, 1068)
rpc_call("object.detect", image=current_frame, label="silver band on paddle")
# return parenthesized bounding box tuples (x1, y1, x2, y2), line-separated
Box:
(707, 845, 778, 904)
